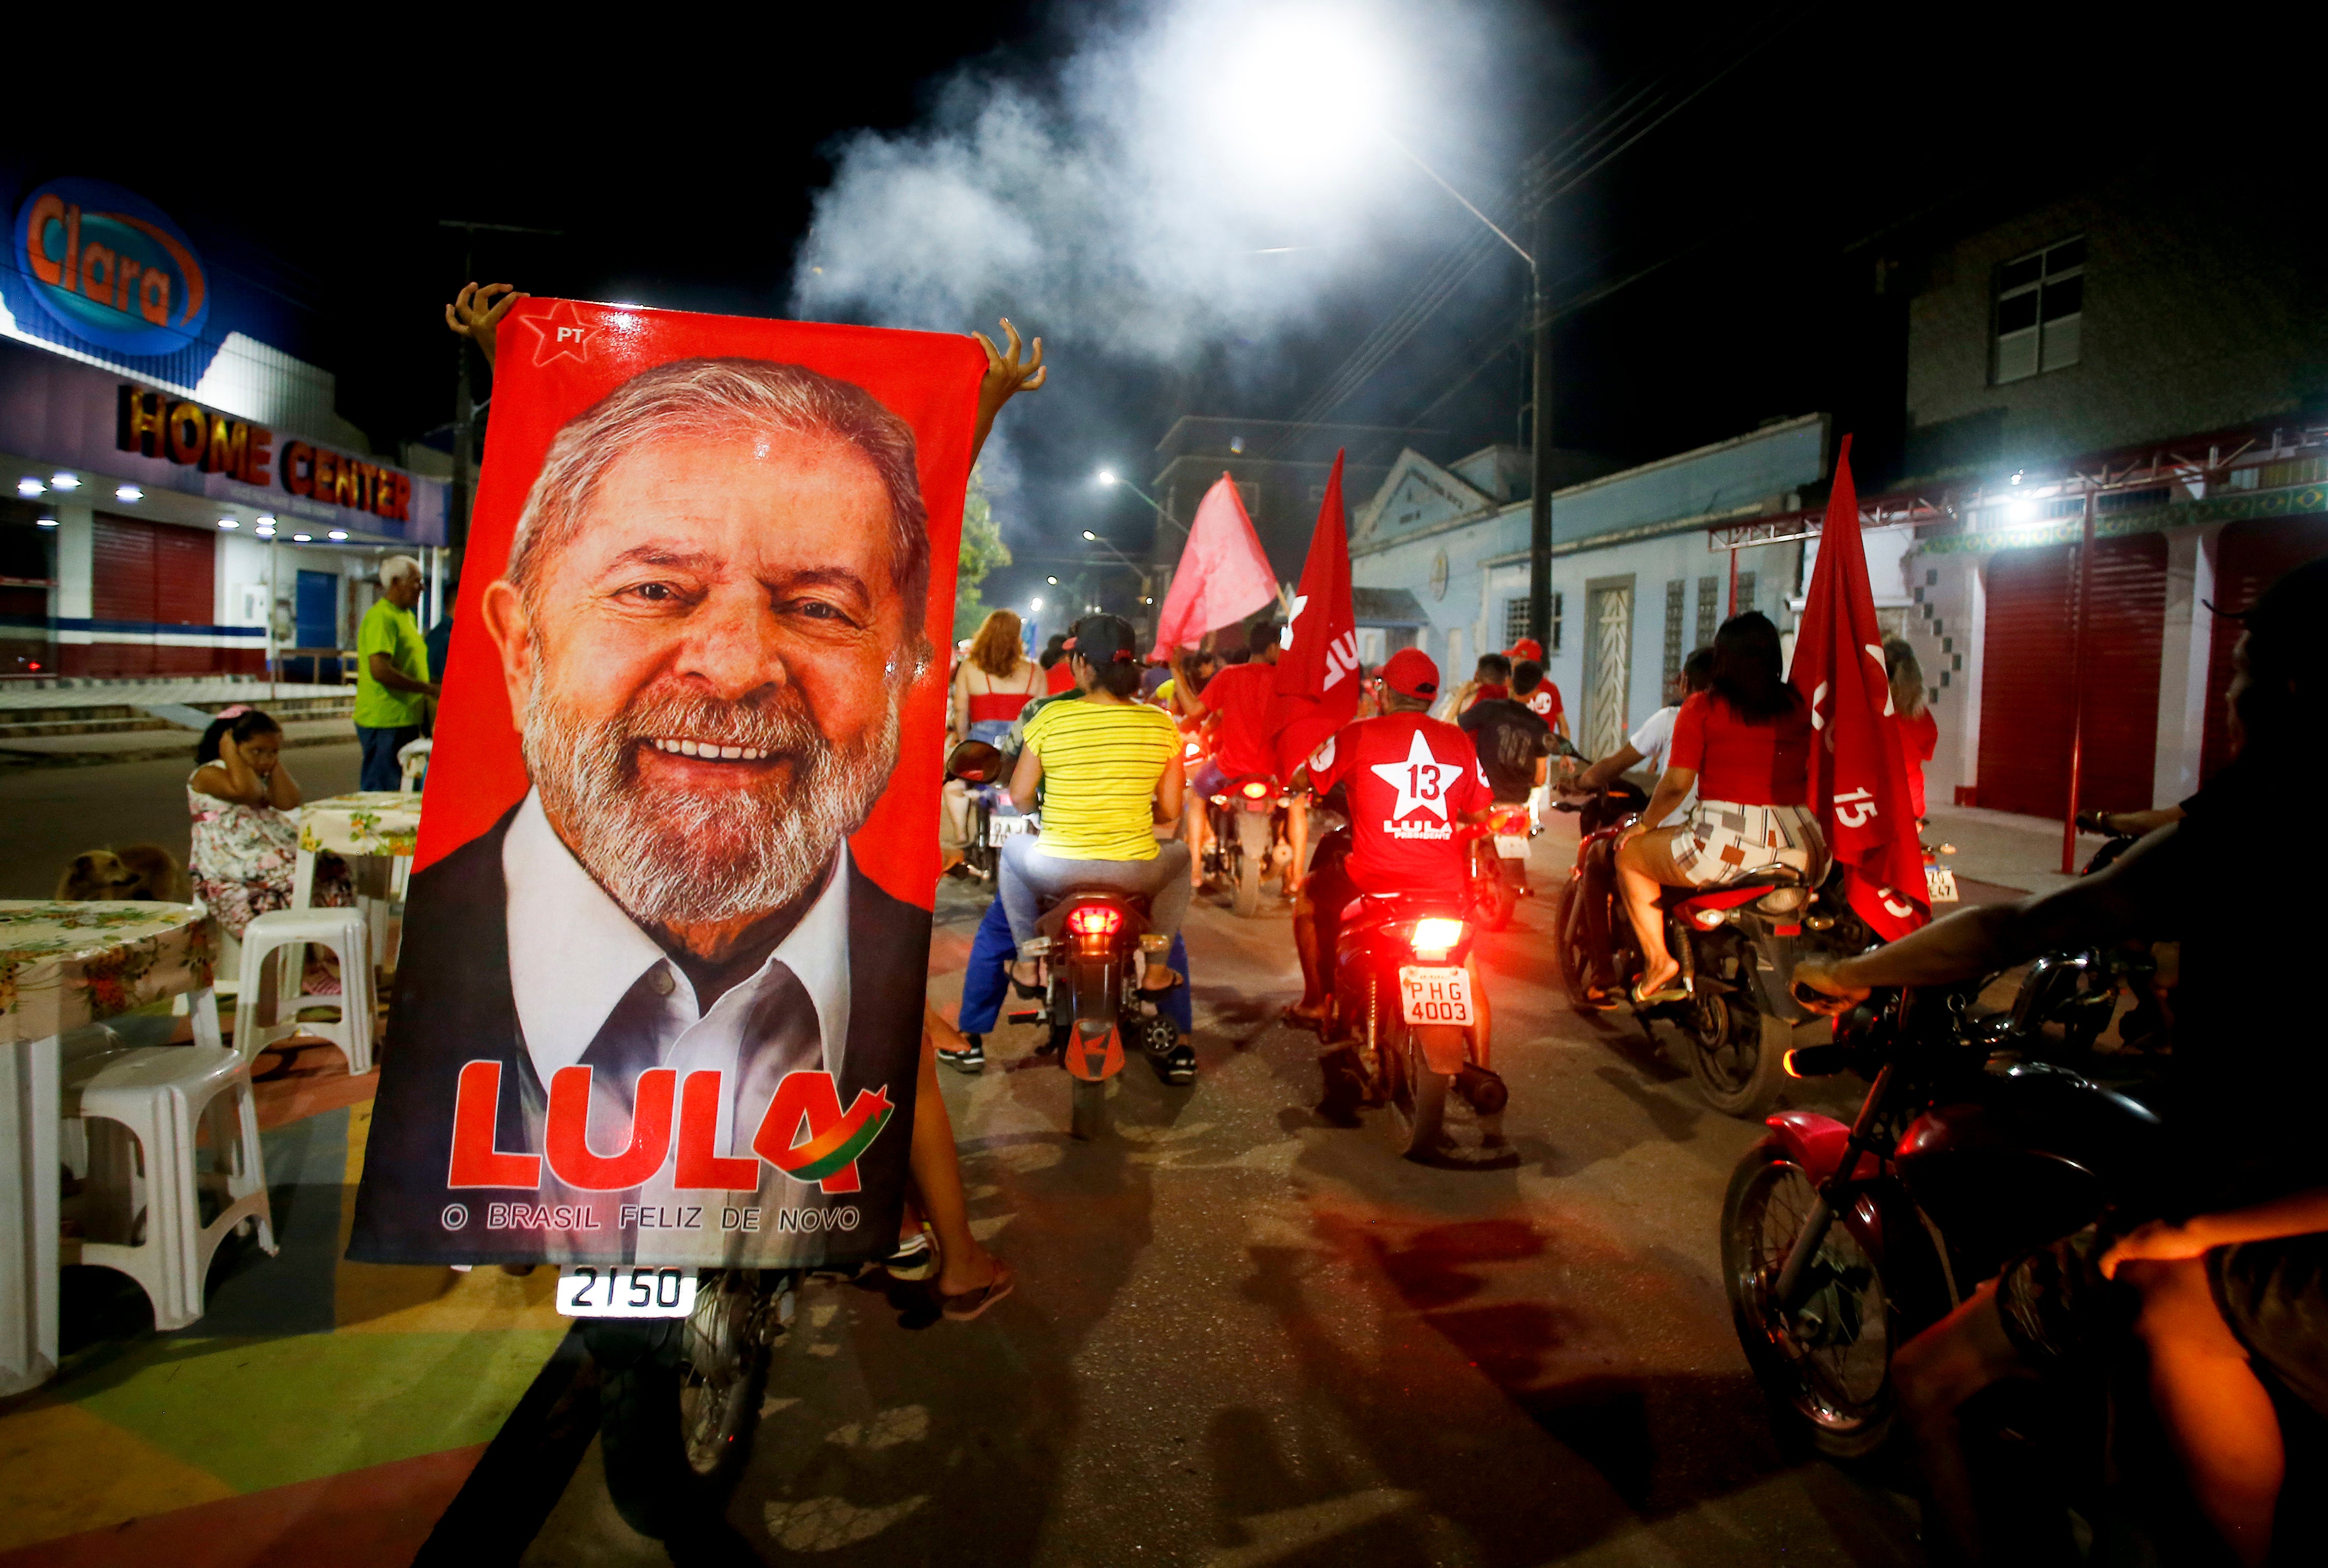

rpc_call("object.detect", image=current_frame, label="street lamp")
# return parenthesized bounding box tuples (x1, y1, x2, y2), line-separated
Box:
(1213, 17, 1554, 648)
(1079, 527, 1156, 606)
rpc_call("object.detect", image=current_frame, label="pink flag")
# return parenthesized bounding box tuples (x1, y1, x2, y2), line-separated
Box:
(1271, 452, 1360, 776)
(1789, 434, 1929, 941)
(1148, 473, 1279, 661)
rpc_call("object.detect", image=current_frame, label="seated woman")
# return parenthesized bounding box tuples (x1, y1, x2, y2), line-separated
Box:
(188, 707, 353, 985)
(1614, 613, 1821, 1003)
(999, 614, 1191, 991)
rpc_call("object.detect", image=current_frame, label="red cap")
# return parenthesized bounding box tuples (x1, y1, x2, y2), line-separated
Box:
(1381, 647, 1440, 699)
(1508, 637, 1543, 662)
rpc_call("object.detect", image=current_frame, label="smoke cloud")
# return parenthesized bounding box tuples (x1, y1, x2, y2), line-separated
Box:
(790, 1, 1506, 365)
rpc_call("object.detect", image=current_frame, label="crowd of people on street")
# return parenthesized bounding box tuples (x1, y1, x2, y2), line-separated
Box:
(264, 280, 2315, 1560)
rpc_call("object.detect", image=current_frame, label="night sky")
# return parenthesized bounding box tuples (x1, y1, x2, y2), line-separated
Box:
(12, 3, 2276, 616)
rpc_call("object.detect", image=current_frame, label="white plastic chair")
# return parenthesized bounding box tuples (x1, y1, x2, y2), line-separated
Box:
(234, 907, 378, 1074)
(395, 736, 432, 794)
(57, 991, 276, 1332)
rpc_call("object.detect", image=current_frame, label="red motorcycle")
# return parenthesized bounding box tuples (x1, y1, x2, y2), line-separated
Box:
(1203, 772, 1296, 917)
(1326, 889, 1506, 1163)
(1467, 801, 1534, 933)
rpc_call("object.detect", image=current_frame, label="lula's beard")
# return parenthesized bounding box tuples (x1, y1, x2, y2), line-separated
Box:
(522, 677, 900, 928)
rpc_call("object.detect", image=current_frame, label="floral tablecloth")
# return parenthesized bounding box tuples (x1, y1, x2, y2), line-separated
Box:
(0, 902, 216, 1046)
(298, 792, 423, 858)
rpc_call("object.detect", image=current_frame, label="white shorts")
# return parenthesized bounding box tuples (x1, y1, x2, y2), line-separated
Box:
(1651, 800, 1825, 889)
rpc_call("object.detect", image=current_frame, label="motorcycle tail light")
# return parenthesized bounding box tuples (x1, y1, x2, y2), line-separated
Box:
(1066, 905, 1124, 937)
(1241, 781, 1270, 800)
(1409, 917, 1466, 957)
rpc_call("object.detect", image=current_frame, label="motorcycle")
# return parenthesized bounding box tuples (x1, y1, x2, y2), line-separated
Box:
(946, 739, 1032, 881)
(579, 1268, 799, 1540)
(1012, 888, 1186, 1136)
(1721, 983, 2166, 1458)
(1467, 800, 1534, 933)
(1203, 772, 1296, 917)
(1326, 883, 1508, 1163)
(1552, 774, 1871, 1117)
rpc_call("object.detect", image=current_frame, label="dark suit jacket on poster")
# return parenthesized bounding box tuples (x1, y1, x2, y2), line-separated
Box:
(347, 807, 930, 1267)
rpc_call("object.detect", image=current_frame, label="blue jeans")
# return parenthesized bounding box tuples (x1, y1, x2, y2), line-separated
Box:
(958, 892, 1191, 1036)
(999, 837, 1191, 949)
(357, 723, 421, 792)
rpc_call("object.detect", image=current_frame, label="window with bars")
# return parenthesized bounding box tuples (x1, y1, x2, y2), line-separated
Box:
(1663, 579, 1685, 685)
(1736, 571, 1756, 616)
(1502, 592, 1563, 652)
(1695, 576, 1718, 649)
(1994, 236, 2083, 384)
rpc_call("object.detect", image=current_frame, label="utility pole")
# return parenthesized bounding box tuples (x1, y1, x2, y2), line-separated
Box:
(1525, 155, 1555, 650)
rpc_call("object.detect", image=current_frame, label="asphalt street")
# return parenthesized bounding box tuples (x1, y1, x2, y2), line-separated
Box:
(522, 815, 1924, 1567)
(0, 741, 364, 899)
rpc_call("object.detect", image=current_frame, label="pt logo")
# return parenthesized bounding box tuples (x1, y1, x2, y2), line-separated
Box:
(1372, 731, 1463, 820)
(521, 300, 598, 366)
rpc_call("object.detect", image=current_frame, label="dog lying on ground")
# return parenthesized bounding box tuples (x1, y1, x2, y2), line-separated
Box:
(54, 845, 189, 903)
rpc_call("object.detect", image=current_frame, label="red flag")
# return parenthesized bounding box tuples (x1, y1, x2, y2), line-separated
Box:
(1271, 451, 1360, 777)
(1148, 473, 1278, 660)
(1790, 435, 1929, 941)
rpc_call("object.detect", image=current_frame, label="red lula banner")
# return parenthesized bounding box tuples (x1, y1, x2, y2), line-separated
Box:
(1789, 433, 1930, 942)
(1271, 450, 1360, 778)
(349, 300, 981, 1269)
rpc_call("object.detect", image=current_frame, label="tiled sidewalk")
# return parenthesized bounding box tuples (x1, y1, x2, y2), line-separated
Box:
(0, 1032, 570, 1566)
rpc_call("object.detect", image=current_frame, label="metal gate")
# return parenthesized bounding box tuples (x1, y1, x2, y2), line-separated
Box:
(90, 515, 216, 676)
(1976, 534, 2165, 816)
(1582, 580, 1633, 760)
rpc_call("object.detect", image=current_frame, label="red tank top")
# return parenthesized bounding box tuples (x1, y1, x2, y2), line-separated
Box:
(967, 692, 1028, 723)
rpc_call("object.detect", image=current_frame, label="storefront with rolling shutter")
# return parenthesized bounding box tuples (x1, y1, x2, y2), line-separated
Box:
(2198, 513, 2328, 779)
(1973, 533, 2165, 817)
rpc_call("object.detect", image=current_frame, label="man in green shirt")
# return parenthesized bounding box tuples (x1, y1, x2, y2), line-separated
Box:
(355, 555, 440, 790)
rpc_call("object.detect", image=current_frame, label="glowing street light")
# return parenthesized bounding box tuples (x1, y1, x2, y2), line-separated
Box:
(1047, 576, 1058, 585)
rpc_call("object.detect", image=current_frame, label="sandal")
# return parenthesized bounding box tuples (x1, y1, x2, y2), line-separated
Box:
(940, 1259, 1016, 1322)
(882, 1229, 939, 1282)
(1139, 964, 1184, 991)
(1631, 977, 1692, 1006)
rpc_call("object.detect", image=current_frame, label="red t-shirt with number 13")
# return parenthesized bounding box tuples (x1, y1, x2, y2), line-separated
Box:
(1307, 711, 1491, 900)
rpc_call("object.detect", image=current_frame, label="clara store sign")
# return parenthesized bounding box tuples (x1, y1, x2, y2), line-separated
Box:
(13, 177, 212, 359)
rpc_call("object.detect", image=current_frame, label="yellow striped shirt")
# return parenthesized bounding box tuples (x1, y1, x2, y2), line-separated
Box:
(1022, 698, 1176, 860)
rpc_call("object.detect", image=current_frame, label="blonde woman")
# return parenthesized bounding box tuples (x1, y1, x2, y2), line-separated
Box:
(952, 609, 1046, 745)
(1885, 637, 1938, 823)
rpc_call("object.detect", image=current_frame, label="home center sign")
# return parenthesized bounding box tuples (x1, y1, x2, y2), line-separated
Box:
(13, 177, 212, 359)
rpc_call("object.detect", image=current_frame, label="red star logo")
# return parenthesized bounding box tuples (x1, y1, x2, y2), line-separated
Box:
(518, 300, 596, 367)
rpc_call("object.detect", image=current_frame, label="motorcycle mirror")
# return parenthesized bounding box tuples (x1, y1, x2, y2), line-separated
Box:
(946, 739, 1005, 783)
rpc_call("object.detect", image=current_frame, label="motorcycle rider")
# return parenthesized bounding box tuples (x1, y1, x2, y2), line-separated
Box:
(1002, 613, 1190, 992)
(1561, 647, 1714, 1005)
(1457, 656, 1556, 896)
(1172, 618, 1307, 897)
(1795, 557, 2328, 1568)
(1614, 614, 1819, 1005)
(1290, 648, 1494, 1048)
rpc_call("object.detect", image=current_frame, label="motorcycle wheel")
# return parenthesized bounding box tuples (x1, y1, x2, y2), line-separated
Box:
(1683, 975, 1790, 1118)
(1232, 812, 1267, 918)
(1721, 1138, 1897, 1458)
(589, 1278, 772, 1540)
(1552, 877, 1601, 1012)
(1070, 1075, 1109, 1140)
(964, 801, 993, 880)
(1385, 1025, 1450, 1160)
